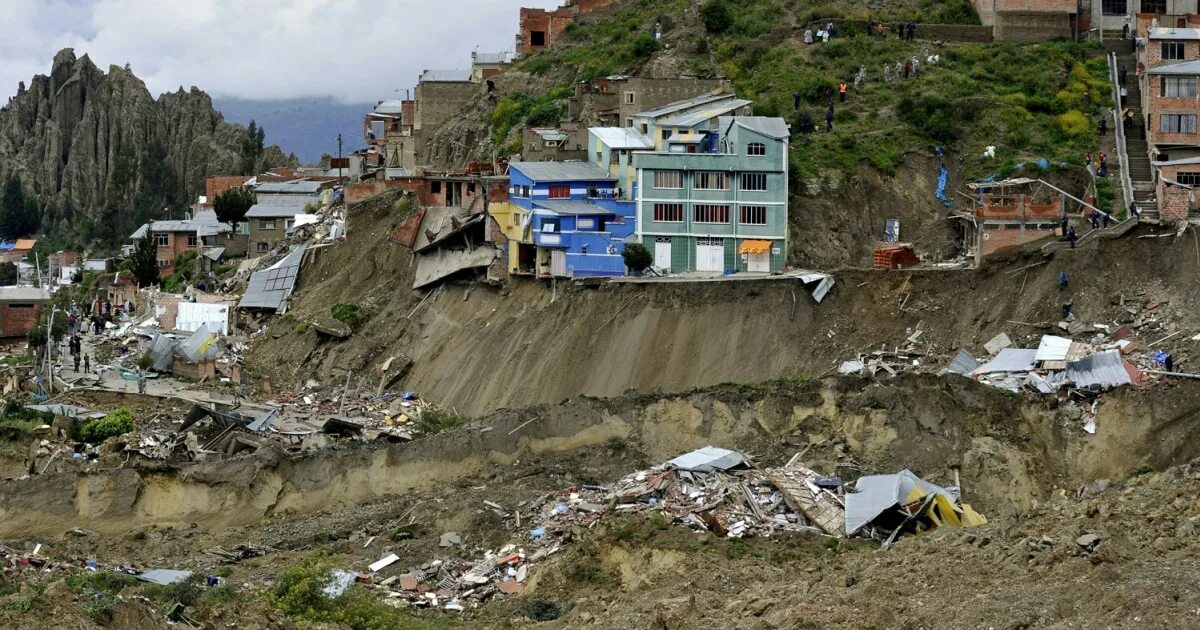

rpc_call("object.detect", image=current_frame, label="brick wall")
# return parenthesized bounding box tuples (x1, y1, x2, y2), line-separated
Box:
(872, 246, 920, 269)
(1147, 75, 1200, 145)
(1160, 184, 1192, 221)
(0, 302, 43, 338)
(977, 195, 1062, 219)
(982, 224, 1060, 255)
(994, 12, 1073, 41)
(1145, 40, 1200, 68)
(995, 0, 1076, 11)
(574, 0, 615, 15)
(518, 7, 575, 54)
(205, 176, 249, 207)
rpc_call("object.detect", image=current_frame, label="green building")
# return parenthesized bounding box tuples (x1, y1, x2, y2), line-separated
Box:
(634, 116, 790, 274)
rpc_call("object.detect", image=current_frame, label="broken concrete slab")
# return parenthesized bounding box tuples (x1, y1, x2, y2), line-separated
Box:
(439, 532, 462, 547)
(369, 554, 399, 572)
(984, 333, 1012, 355)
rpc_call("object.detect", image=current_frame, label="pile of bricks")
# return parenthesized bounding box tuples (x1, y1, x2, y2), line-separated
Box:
(873, 246, 920, 270)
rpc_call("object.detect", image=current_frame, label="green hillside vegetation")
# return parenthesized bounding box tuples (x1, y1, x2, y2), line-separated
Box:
(510, 0, 1110, 186)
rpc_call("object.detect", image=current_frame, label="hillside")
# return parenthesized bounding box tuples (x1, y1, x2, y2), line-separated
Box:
(421, 0, 1111, 267)
(214, 96, 373, 164)
(0, 49, 294, 245)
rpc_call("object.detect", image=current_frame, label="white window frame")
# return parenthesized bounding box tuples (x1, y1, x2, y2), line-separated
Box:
(695, 171, 730, 190)
(741, 173, 768, 191)
(1161, 113, 1198, 133)
(261, 219, 277, 230)
(1162, 76, 1197, 97)
(624, 92, 636, 105)
(154, 233, 168, 247)
(1162, 42, 1186, 61)
(256, 242, 270, 252)
(747, 142, 767, 156)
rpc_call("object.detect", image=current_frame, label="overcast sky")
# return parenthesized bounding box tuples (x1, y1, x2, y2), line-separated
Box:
(0, 0, 559, 103)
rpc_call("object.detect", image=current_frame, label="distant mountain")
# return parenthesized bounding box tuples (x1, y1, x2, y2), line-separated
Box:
(213, 97, 373, 165)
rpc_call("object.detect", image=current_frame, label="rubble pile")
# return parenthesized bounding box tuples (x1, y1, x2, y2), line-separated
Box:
(347, 446, 986, 614)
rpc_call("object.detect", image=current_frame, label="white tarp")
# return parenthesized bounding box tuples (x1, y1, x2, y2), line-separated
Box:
(177, 302, 231, 335)
(972, 348, 1037, 375)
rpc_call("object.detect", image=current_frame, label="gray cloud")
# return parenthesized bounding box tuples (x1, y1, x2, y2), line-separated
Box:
(0, 0, 559, 103)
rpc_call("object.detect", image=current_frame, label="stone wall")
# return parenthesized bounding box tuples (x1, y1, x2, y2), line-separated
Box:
(994, 12, 1073, 41)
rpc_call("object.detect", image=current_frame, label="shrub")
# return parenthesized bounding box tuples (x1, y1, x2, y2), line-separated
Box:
(413, 406, 470, 435)
(621, 243, 653, 273)
(700, 0, 732, 33)
(521, 597, 564, 621)
(268, 552, 424, 628)
(632, 33, 659, 58)
(330, 303, 360, 329)
(81, 408, 135, 444)
(1056, 110, 1091, 137)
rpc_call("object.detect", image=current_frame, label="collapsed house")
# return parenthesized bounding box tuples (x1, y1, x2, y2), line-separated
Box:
(954, 178, 1101, 263)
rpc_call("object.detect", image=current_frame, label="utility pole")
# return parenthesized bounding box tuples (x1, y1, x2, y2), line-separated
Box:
(45, 305, 57, 396)
(337, 134, 344, 186)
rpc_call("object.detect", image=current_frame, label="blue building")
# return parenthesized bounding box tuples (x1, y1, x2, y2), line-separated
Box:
(505, 161, 637, 278)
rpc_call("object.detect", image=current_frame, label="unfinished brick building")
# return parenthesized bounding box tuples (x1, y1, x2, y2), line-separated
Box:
(958, 179, 1098, 263)
(517, 0, 616, 55)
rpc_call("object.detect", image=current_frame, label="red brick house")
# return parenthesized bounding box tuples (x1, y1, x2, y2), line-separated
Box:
(0, 287, 50, 338)
(516, 0, 615, 55)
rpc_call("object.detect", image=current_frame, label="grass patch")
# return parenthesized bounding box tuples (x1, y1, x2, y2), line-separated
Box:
(413, 406, 471, 435)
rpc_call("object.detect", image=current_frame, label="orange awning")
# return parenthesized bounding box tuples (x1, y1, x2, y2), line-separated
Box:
(13, 239, 37, 250)
(739, 240, 771, 255)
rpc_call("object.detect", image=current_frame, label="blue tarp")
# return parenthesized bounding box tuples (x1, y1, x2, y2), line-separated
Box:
(0, 241, 14, 251)
(934, 147, 952, 208)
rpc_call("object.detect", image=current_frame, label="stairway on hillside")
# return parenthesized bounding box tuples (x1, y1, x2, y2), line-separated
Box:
(1107, 40, 1157, 221)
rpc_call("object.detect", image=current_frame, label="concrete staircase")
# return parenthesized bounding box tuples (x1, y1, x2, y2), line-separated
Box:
(1109, 41, 1158, 220)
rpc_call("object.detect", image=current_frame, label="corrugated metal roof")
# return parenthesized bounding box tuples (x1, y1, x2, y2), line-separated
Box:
(374, 100, 405, 115)
(419, 69, 472, 82)
(246, 198, 313, 218)
(658, 99, 753, 128)
(1149, 27, 1200, 40)
(239, 245, 307, 311)
(532, 200, 617, 215)
(1147, 59, 1200, 75)
(532, 128, 568, 141)
(845, 469, 958, 535)
(254, 181, 323, 194)
(720, 115, 791, 140)
(972, 348, 1037, 375)
(508, 161, 616, 183)
(1067, 350, 1133, 389)
(635, 92, 734, 118)
(943, 349, 981, 376)
(589, 127, 654, 149)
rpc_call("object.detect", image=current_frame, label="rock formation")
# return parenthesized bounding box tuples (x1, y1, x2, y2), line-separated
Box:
(0, 48, 294, 239)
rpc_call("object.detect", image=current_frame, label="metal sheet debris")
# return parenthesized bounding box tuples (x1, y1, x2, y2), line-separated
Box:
(666, 446, 749, 472)
(239, 244, 307, 311)
(137, 569, 194, 586)
(972, 348, 1037, 375)
(942, 349, 980, 376)
(1067, 350, 1133, 389)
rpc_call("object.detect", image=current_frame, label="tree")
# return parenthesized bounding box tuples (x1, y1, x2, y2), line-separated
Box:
(241, 120, 266, 175)
(0, 176, 39, 238)
(213, 186, 256, 229)
(700, 0, 732, 34)
(0, 262, 16, 286)
(130, 223, 160, 287)
(622, 243, 653, 274)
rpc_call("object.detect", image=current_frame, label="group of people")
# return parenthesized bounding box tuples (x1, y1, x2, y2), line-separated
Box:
(1084, 151, 1109, 178)
(867, 19, 917, 41)
(803, 21, 837, 44)
(882, 51, 940, 82)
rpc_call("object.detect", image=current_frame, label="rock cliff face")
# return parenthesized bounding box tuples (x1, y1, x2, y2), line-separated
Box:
(0, 49, 293, 237)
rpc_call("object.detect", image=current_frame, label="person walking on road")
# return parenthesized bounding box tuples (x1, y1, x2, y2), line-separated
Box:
(84, 355, 90, 374)
(1059, 271, 1069, 291)
(1068, 226, 1077, 248)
